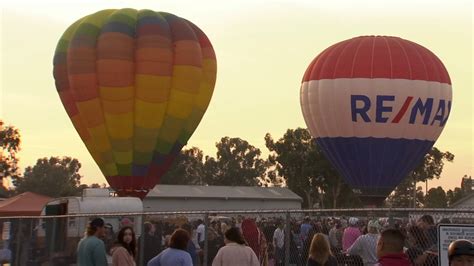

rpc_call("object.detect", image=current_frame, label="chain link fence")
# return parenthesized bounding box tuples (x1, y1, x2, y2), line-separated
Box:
(0, 208, 472, 265)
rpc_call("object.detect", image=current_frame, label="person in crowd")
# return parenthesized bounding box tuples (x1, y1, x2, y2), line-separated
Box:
(405, 225, 434, 265)
(342, 217, 361, 251)
(448, 239, 474, 266)
(417, 214, 437, 250)
(181, 223, 198, 266)
(273, 222, 285, 266)
(148, 229, 193, 266)
(111, 226, 136, 266)
(303, 229, 317, 263)
(139, 222, 161, 265)
(104, 223, 116, 255)
(376, 229, 410, 266)
(241, 218, 268, 265)
(77, 217, 108, 266)
(212, 227, 259, 266)
(346, 220, 380, 266)
(196, 219, 206, 249)
(328, 220, 343, 251)
(301, 216, 313, 243)
(307, 233, 337, 266)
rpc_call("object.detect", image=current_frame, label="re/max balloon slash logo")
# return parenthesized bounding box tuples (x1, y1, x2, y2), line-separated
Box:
(351, 95, 451, 126)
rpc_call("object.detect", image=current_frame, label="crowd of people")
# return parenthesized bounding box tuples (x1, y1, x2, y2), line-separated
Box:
(76, 214, 473, 266)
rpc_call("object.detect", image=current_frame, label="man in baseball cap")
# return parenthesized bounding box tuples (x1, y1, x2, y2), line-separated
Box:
(77, 217, 107, 266)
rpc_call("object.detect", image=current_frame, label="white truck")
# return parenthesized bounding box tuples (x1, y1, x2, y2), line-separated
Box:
(35, 189, 143, 265)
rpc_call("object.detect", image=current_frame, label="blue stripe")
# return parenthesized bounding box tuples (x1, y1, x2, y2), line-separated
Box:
(132, 165, 148, 176)
(101, 22, 135, 37)
(316, 137, 434, 197)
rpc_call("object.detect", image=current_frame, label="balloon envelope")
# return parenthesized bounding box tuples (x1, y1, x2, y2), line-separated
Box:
(53, 9, 217, 198)
(300, 36, 451, 205)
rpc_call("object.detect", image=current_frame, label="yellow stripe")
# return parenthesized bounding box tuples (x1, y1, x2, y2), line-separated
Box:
(104, 113, 134, 139)
(136, 75, 172, 102)
(166, 90, 195, 119)
(100, 86, 134, 101)
(88, 124, 112, 151)
(103, 163, 118, 176)
(113, 150, 133, 164)
(135, 100, 167, 128)
(172, 65, 202, 93)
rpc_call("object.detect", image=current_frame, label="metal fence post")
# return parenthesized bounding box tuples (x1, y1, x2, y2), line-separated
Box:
(203, 212, 209, 266)
(14, 218, 22, 266)
(50, 218, 57, 264)
(285, 211, 290, 266)
(139, 214, 145, 266)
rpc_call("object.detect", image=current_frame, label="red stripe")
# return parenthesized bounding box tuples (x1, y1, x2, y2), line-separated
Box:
(302, 36, 451, 85)
(391, 96, 414, 123)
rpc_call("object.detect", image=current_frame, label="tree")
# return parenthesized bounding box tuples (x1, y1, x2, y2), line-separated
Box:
(13, 156, 82, 197)
(425, 186, 448, 208)
(386, 147, 454, 207)
(161, 147, 206, 185)
(386, 179, 424, 207)
(203, 137, 267, 186)
(447, 187, 466, 206)
(0, 120, 21, 183)
(410, 147, 454, 183)
(265, 128, 360, 208)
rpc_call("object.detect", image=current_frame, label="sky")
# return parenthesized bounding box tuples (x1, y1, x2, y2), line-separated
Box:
(1, 0, 472, 191)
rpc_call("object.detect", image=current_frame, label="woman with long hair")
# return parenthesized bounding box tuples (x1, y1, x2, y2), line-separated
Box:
(148, 229, 193, 266)
(111, 226, 137, 266)
(307, 233, 337, 266)
(212, 227, 259, 266)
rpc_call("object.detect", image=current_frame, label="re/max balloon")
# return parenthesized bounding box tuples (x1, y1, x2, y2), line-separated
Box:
(300, 36, 452, 205)
(53, 9, 217, 198)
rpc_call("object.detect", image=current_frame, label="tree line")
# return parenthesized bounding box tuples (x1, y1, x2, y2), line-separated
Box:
(1, 119, 471, 208)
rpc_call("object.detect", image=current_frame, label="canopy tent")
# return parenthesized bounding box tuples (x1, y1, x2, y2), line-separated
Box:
(0, 192, 51, 217)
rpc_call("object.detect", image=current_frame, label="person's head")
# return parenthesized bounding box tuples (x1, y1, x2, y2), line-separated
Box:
(304, 216, 310, 223)
(417, 215, 434, 230)
(349, 217, 359, 227)
(377, 229, 405, 258)
(309, 233, 332, 265)
(448, 239, 474, 266)
(181, 223, 193, 235)
(221, 222, 229, 234)
(116, 226, 136, 257)
(277, 221, 284, 229)
(87, 218, 106, 238)
(120, 218, 133, 228)
(105, 223, 114, 235)
(144, 222, 155, 235)
(224, 227, 246, 245)
(197, 219, 203, 225)
(367, 220, 381, 234)
(439, 218, 452, 224)
(169, 229, 190, 250)
(407, 225, 428, 248)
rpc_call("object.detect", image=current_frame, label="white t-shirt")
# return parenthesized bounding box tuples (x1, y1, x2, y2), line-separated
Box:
(273, 228, 285, 249)
(196, 224, 206, 243)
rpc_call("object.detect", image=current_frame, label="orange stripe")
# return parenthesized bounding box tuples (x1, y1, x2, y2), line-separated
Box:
(97, 60, 134, 86)
(69, 73, 99, 100)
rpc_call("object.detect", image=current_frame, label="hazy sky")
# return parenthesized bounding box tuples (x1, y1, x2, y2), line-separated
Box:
(1, 0, 472, 191)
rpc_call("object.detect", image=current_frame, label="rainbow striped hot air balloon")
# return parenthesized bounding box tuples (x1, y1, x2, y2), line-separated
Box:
(300, 36, 451, 206)
(53, 9, 217, 198)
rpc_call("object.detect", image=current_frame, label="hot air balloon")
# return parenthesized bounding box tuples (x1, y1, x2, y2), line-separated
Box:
(300, 36, 451, 206)
(53, 9, 217, 198)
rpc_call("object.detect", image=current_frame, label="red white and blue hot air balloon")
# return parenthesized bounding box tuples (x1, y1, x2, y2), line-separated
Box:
(300, 36, 452, 205)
